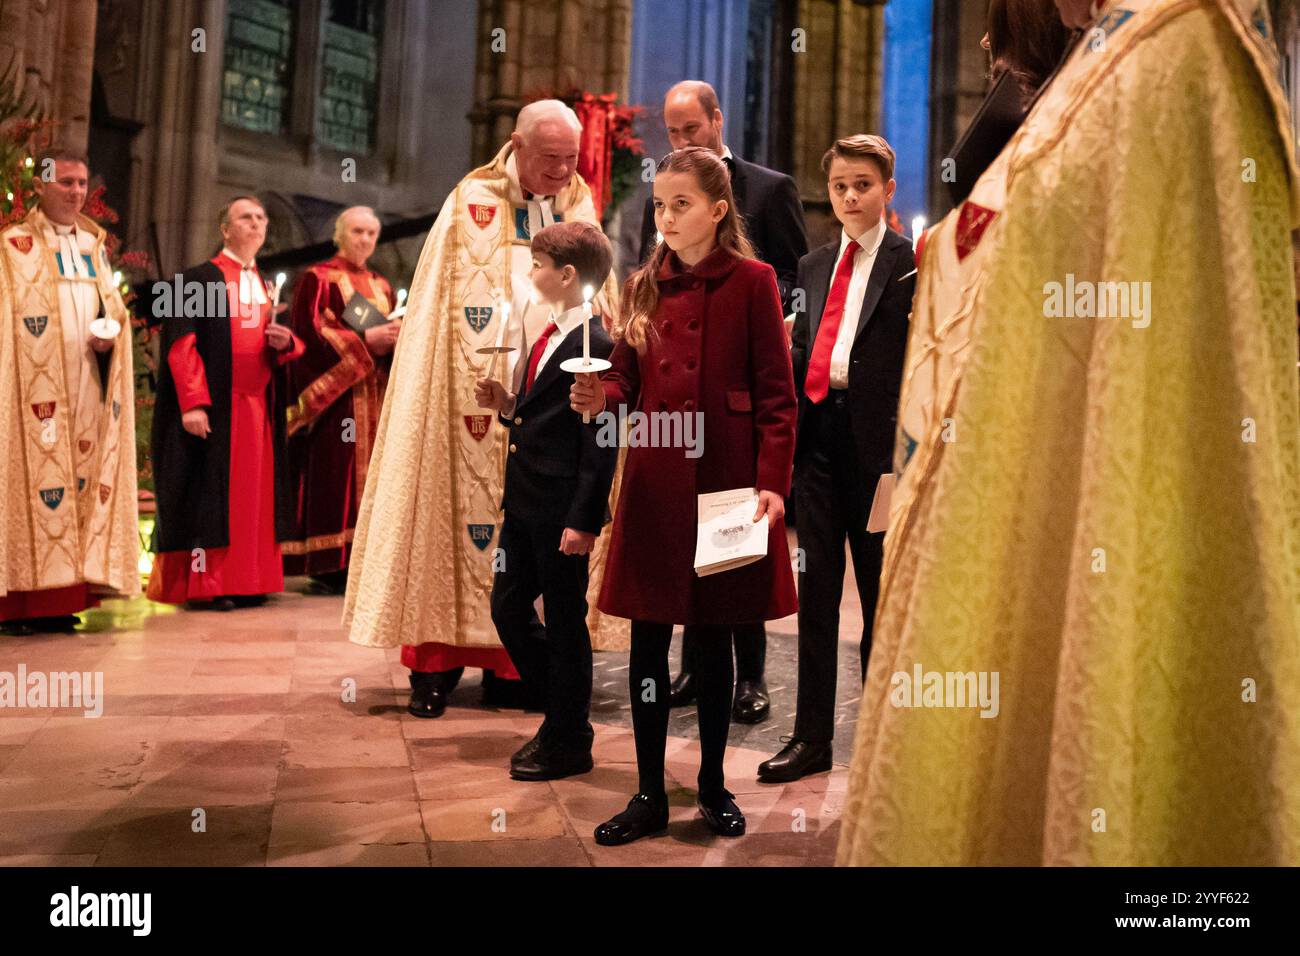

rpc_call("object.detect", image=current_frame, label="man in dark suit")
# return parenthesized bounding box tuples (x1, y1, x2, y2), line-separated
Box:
(758, 135, 915, 783)
(639, 79, 809, 724)
(475, 221, 618, 781)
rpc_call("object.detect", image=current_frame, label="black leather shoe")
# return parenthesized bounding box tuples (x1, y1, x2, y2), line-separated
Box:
(229, 594, 268, 608)
(757, 738, 833, 783)
(732, 679, 770, 724)
(186, 598, 235, 612)
(594, 793, 670, 846)
(510, 732, 543, 768)
(668, 670, 696, 707)
(407, 671, 447, 719)
(698, 788, 746, 837)
(510, 744, 593, 781)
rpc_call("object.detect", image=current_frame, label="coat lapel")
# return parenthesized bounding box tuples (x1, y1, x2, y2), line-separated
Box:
(805, 243, 836, 346)
(852, 233, 904, 346)
(516, 324, 581, 412)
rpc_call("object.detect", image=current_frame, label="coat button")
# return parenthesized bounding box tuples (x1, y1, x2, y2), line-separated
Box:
(686, 358, 696, 370)
(659, 400, 669, 411)
(659, 360, 671, 373)
(514, 417, 522, 425)
(509, 443, 517, 453)
(687, 320, 699, 331)
(683, 399, 695, 411)
(662, 321, 671, 333)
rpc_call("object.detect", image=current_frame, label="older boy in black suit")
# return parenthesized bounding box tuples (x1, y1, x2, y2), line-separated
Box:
(759, 135, 916, 783)
(475, 221, 617, 781)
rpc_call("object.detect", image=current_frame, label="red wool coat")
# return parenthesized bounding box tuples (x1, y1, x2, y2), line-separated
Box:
(597, 247, 798, 626)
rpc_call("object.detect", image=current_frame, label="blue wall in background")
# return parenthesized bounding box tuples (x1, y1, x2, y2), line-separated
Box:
(882, 0, 933, 232)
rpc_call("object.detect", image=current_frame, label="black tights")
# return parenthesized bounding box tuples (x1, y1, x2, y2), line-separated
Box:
(630, 621, 733, 798)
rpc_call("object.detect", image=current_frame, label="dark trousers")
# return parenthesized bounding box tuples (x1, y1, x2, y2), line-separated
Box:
(793, 392, 883, 743)
(630, 620, 733, 797)
(679, 621, 766, 683)
(490, 512, 593, 749)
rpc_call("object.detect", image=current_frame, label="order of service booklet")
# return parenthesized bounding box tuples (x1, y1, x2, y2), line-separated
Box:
(694, 488, 769, 577)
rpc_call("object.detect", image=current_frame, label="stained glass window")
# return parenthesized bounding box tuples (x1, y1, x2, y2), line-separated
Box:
(318, 0, 383, 154)
(221, 0, 294, 135)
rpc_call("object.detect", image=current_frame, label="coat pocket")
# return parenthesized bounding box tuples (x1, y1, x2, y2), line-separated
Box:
(726, 389, 753, 413)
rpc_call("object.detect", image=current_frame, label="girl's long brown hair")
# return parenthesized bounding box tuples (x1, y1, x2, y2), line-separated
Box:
(987, 0, 1074, 106)
(617, 146, 755, 351)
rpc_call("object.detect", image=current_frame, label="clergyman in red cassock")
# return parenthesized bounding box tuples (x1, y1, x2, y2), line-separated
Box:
(282, 207, 399, 592)
(147, 196, 304, 610)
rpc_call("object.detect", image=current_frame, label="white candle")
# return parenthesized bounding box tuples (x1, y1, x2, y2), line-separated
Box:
(581, 284, 594, 364)
(494, 299, 510, 349)
(271, 272, 287, 311)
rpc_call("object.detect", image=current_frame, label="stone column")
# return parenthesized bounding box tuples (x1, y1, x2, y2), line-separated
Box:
(470, 0, 633, 165)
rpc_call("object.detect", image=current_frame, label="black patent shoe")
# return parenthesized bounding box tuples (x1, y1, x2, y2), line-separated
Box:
(511, 732, 543, 768)
(229, 594, 268, 608)
(757, 737, 833, 783)
(594, 793, 669, 846)
(668, 670, 696, 707)
(697, 788, 746, 837)
(732, 679, 770, 724)
(407, 671, 447, 719)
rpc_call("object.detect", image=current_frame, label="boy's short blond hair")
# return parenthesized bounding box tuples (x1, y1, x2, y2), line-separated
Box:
(821, 134, 896, 182)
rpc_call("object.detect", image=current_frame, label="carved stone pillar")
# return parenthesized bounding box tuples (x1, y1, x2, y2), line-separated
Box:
(470, 0, 633, 165)
(789, 0, 885, 199)
(0, 0, 99, 152)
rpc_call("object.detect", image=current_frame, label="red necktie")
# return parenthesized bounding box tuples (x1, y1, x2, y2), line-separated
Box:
(524, 320, 559, 393)
(804, 241, 859, 404)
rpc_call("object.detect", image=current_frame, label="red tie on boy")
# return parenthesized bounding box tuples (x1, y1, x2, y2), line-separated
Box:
(524, 319, 560, 393)
(804, 241, 859, 404)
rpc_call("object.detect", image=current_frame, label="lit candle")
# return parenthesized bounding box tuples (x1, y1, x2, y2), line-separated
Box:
(271, 272, 287, 311)
(396, 288, 408, 307)
(581, 284, 594, 364)
(910, 215, 927, 253)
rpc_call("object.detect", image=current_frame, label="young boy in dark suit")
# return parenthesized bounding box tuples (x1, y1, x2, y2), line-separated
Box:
(475, 220, 617, 781)
(759, 134, 917, 783)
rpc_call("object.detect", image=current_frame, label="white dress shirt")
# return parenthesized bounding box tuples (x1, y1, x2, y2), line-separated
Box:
(504, 303, 587, 416)
(50, 221, 103, 429)
(220, 246, 269, 306)
(827, 216, 886, 390)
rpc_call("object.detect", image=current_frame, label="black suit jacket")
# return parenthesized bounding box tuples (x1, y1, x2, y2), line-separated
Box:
(638, 153, 808, 310)
(499, 317, 617, 535)
(790, 227, 916, 478)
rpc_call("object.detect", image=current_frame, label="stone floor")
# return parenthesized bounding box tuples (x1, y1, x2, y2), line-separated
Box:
(0, 553, 866, 867)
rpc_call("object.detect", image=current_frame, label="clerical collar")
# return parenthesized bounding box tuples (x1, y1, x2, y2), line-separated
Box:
(52, 221, 77, 237)
(550, 304, 587, 337)
(840, 216, 886, 259)
(220, 247, 258, 270)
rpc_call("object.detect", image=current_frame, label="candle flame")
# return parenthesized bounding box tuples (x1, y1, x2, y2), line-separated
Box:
(397, 288, 408, 305)
(582, 284, 595, 303)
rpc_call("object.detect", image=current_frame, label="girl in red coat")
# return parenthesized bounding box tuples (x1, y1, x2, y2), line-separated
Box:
(571, 147, 798, 845)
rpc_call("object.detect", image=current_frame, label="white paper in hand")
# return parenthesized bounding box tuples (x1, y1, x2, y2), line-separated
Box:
(694, 488, 769, 577)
